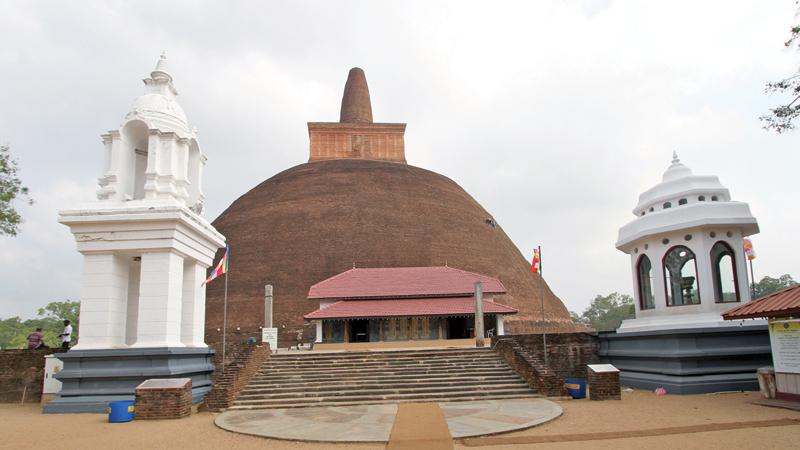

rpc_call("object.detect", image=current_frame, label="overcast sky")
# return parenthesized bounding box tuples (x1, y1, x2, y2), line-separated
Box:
(1, 1, 799, 319)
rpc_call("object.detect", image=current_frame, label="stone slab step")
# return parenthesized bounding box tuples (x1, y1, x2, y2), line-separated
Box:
(245, 374, 524, 391)
(251, 368, 513, 382)
(238, 381, 529, 399)
(230, 391, 539, 410)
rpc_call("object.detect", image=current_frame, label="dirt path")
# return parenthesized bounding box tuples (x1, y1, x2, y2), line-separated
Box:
(2, 391, 798, 449)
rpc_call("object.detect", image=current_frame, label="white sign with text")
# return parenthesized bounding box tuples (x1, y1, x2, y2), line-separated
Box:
(262, 327, 278, 352)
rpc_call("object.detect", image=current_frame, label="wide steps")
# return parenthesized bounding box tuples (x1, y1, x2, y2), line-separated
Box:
(230, 347, 536, 409)
(238, 380, 528, 399)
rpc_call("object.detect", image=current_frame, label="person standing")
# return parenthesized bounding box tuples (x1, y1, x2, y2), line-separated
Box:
(59, 320, 73, 350)
(27, 328, 44, 349)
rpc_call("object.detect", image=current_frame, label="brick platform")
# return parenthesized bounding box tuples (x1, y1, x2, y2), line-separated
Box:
(587, 364, 621, 400)
(135, 378, 192, 419)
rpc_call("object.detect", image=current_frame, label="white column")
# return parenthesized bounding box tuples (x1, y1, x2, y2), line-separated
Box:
(497, 315, 505, 336)
(181, 260, 208, 347)
(693, 238, 714, 310)
(315, 321, 323, 343)
(132, 250, 185, 347)
(73, 252, 129, 350)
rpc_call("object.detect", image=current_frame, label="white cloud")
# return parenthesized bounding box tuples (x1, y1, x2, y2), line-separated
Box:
(0, 0, 799, 318)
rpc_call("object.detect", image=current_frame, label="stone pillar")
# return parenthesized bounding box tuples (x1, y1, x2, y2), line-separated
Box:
(474, 282, 485, 347)
(133, 250, 185, 347)
(315, 321, 323, 343)
(264, 284, 273, 328)
(181, 260, 207, 347)
(497, 315, 505, 336)
(73, 252, 129, 350)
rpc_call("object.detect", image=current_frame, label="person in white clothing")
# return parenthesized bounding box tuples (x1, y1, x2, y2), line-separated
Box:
(59, 320, 72, 350)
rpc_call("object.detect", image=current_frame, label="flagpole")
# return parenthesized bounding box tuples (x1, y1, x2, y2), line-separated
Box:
(749, 258, 756, 299)
(222, 244, 230, 365)
(539, 245, 547, 367)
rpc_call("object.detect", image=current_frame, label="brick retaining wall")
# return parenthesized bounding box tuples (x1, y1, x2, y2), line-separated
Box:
(492, 332, 600, 397)
(0, 349, 63, 403)
(202, 342, 270, 411)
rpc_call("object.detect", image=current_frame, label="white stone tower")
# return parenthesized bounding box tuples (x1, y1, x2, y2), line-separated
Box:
(615, 153, 760, 332)
(47, 55, 225, 413)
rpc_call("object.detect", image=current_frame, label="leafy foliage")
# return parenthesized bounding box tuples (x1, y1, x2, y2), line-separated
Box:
(0, 145, 33, 236)
(753, 274, 797, 299)
(570, 292, 635, 332)
(760, 3, 800, 133)
(0, 300, 80, 349)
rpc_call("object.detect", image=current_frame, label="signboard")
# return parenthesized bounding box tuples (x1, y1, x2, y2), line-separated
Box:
(769, 319, 800, 374)
(587, 364, 619, 373)
(262, 327, 278, 352)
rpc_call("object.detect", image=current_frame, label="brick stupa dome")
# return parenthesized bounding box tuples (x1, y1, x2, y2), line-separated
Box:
(205, 68, 581, 347)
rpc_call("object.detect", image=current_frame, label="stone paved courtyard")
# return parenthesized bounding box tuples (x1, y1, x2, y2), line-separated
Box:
(215, 399, 563, 442)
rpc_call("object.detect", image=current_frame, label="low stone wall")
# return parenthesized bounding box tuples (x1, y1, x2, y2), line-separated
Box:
(0, 349, 62, 403)
(202, 342, 271, 411)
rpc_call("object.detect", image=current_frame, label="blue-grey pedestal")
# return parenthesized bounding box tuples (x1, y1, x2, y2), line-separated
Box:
(598, 325, 772, 394)
(43, 347, 214, 413)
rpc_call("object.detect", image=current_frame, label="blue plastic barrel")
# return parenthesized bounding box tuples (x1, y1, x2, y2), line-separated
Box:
(108, 400, 135, 423)
(564, 378, 587, 399)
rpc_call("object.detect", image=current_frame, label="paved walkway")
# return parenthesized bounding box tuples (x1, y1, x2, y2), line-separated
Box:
(215, 398, 562, 442)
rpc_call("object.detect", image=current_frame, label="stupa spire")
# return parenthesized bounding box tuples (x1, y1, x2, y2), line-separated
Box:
(339, 67, 373, 123)
(672, 150, 680, 164)
(150, 52, 172, 82)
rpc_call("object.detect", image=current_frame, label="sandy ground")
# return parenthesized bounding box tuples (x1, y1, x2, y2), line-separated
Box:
(1, 391, 798, 449)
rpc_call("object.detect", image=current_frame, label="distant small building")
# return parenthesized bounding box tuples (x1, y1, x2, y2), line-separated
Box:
(304, 266, 517, 343)
(724, 284, 800, 403)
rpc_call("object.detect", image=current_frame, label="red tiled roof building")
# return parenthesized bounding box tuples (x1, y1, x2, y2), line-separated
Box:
(205, 68, 581, 347)
(304, 267, 518, 342)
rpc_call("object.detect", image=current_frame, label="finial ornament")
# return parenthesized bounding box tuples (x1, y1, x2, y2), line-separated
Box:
(151, 52, 172, 82)
(672, 151, 680, 164)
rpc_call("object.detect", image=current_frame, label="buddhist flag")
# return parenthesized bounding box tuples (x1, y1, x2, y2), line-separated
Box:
(743, 238, 756, 261)
(203, 244, 229, 285)
(531, 248, 541, 273)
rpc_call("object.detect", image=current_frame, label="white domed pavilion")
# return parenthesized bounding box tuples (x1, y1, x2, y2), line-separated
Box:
(615, 153, 760, 332)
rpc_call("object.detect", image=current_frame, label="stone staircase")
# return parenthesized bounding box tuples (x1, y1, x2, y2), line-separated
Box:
(229, 347, 538, 410)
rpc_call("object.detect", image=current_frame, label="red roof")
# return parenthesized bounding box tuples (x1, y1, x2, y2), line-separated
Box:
(723, 284, 800, 320)
(304, 297, 518, 320)
(308, 266, 507, 300)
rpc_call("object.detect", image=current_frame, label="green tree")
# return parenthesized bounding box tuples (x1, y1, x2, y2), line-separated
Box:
(0, 300, 80, 349)
(0, 144, 33, 236)
(753, 274, 797, 299)
(571, 292, 635, 332)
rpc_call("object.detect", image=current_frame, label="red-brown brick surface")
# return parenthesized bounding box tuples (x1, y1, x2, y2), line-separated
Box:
(0, 349, 64, 403)
(588, 368, 621, 400)
(134, 380, 192, 420)
(202, 343, 270, 411)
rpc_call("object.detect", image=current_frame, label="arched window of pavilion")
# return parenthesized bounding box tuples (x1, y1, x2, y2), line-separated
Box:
(710, 241, 740, 303)
(663, 246, 700, 306)
(637, 255, 655, 310)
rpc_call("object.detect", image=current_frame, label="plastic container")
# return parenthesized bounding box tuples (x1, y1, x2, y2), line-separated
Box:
(108, 400, 135, 423)
(564, 378, 587, 399)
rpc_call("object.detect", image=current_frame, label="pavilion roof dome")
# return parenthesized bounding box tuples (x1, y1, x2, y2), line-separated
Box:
(633, 152, 729, 216)
(124, 53, 192, 137)
(616, 153, 758, 251)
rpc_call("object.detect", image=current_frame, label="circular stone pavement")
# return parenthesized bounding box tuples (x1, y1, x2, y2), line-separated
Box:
(214, 399, 562, 442)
